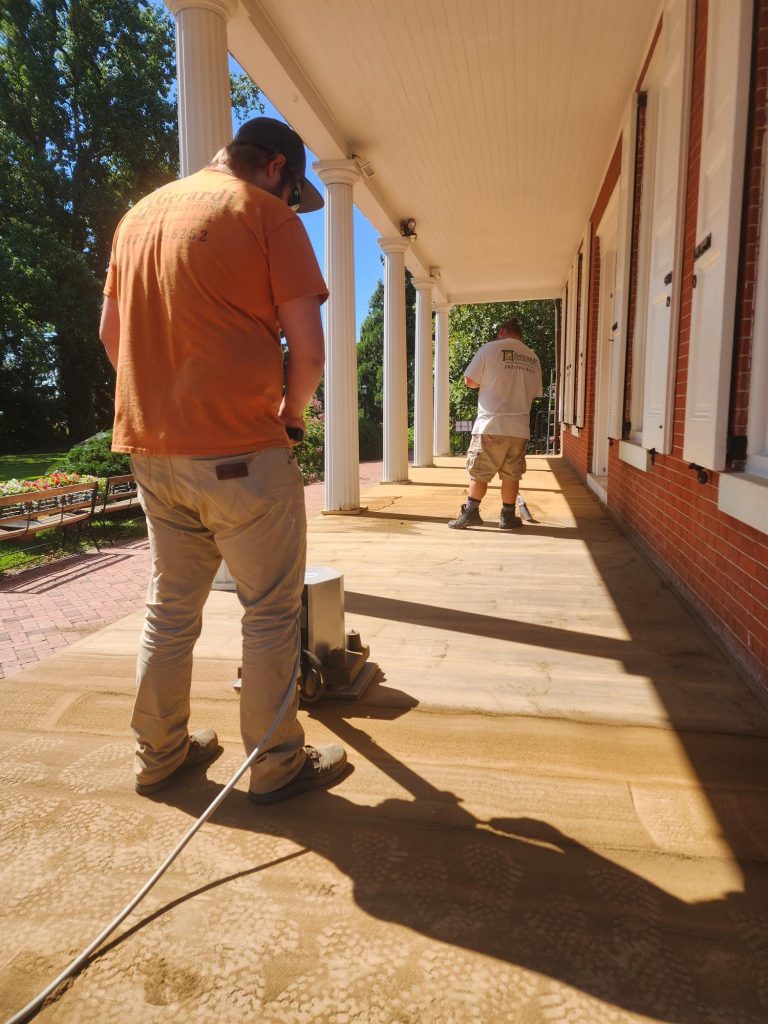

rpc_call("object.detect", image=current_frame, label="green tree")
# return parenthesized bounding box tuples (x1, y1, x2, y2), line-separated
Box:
(0, 1, 262, 444)
(356, 267, 416, 423)
(448, 300, 557, 427)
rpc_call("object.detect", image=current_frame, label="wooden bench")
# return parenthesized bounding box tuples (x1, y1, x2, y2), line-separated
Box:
(0, 481, 100, 551)
(96, 473, 141, 519)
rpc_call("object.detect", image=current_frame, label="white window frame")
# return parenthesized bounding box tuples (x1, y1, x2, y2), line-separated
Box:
(717, 134, 768, 536)
(746, 142, 768, 480)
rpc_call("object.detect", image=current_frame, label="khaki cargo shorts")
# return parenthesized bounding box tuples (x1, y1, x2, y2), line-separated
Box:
(466, 434, 527, 482)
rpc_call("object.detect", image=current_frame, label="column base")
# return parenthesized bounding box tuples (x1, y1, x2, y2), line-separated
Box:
(321, 506, 369, 516)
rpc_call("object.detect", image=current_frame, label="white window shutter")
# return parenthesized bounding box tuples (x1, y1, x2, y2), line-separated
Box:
(641, 0, 694, 454)
(608, 98, 638, 438)
(576, 224, 591, 428)
(683, 0, 753, 470)
(563, 255, 579, 424)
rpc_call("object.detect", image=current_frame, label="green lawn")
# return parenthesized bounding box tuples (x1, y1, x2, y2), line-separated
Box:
(0, 516, 147, 574)
(0, 450, 68, 483)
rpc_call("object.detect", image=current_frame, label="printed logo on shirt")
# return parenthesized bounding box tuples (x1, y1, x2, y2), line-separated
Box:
(501, 350, 538, 371)
(121, 186, 239, 251)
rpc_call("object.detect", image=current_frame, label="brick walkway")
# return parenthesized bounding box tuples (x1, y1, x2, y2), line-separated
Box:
(0, 461, 384, 680)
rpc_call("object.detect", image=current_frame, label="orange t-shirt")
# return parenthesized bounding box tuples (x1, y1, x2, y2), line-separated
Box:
(103, 167, 328, 456)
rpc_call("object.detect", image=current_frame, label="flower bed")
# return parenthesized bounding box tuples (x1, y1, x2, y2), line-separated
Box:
(0, 472, 99, 498)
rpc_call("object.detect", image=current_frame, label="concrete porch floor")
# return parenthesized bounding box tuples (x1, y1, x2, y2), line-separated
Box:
(2, 456, 768, 1023)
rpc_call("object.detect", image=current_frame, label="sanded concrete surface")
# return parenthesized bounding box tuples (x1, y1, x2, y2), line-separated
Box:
(2, 457, 768, 1023)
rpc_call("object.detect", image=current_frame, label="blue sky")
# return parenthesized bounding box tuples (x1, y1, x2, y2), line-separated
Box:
(230, 63, 383, 335)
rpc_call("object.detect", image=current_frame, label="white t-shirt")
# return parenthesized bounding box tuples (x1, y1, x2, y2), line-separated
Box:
(465, 338, 543, 438)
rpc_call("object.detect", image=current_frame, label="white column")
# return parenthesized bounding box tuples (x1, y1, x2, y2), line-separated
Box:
(378, 238, 410, 483)
(433, 303, 452, 456)
(411, 278, 434, 467)
(313, 160, 361, 512)
(166, 0, 236, 176)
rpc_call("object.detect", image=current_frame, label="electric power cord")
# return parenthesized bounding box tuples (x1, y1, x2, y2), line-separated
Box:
(5, 644, 301, 1024)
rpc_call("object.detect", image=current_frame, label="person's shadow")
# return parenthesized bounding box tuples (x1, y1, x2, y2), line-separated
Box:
(135, 709, 767, 1024)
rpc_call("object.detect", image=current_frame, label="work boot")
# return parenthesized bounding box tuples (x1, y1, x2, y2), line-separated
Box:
(135, 727, 222, 795)
(448, 503, 483, 529)
(499, 506, 522, 530)
(249, 744, 348, 805)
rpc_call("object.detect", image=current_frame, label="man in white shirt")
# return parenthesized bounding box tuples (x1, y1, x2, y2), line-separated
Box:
(449, 318, 543, 530)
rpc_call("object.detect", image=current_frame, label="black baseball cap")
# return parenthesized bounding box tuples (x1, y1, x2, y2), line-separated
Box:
(232, 116, 324, 213)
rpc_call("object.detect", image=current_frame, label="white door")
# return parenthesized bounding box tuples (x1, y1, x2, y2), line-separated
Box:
(608, 97, 638, 439)
(683, 0, 753, 470)
(557, 284, 567, 424)
(641, 0, 693, 453)
(576, 223, 592, 428)
(563, 254, 579, 424)
(594, 248, 617, 476)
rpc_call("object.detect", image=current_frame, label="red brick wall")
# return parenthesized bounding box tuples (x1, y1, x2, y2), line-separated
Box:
(563, 0, 768, 691)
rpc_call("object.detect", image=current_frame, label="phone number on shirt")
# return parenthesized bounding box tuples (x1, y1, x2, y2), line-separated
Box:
(170, 227, 208, 242)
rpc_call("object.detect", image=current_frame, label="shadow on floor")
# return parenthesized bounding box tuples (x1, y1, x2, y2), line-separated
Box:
(137, 704, 768, 1024)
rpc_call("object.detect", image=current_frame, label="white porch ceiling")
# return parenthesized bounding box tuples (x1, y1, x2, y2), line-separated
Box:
(228, 0, 661, 304)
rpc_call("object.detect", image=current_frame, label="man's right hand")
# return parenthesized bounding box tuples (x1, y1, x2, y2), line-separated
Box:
(279, 400, 306, 445)
(277, 295, 325, 434)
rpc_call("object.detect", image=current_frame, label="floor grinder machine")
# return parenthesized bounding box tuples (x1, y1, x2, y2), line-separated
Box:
(214, 565, 381, 704)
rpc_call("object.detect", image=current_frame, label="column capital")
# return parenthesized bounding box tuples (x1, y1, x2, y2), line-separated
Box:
(313, 159, 359, 188)
(434, 302, 452, 312)
(378, 236, 410, 256)
(411, 277, 435, 292)
(166, 0, 237, 20)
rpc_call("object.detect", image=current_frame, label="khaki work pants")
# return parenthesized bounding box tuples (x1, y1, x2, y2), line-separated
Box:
(130, 447, 306, 794)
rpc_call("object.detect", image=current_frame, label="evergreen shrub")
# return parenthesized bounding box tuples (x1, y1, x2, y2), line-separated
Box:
(54, 431, 131, 478)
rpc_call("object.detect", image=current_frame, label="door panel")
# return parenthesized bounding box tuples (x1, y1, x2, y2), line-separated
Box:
(576, 223, 591, 428)
(642, 0, 693, 453)
(608, 98, 638, 439)
(563, 254, 579, 424)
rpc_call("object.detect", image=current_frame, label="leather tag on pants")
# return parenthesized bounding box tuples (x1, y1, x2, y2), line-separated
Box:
(216, 462, 249, 480)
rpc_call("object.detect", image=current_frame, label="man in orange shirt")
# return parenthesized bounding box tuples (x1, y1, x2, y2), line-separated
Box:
(100, 118, 347, 803)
